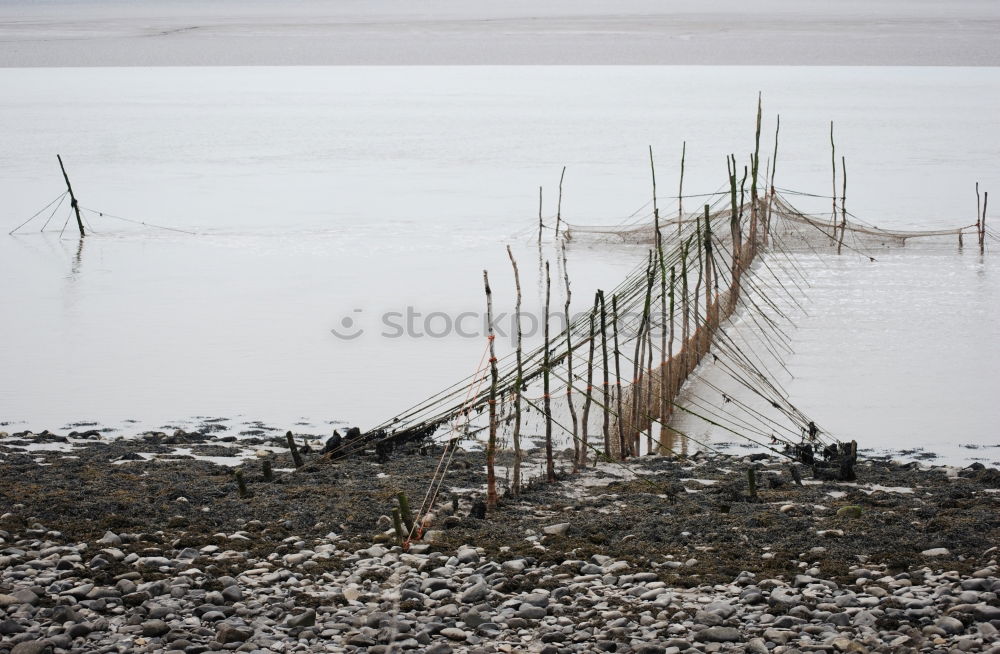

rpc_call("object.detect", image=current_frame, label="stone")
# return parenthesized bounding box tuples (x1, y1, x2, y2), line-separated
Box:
(921, 547, 950, 557)
(217, 622, 254, 643)
(695, 627, 742, 643)
(836, 506, 862, 519)
(502, 559, 526, 573)
(440, 627, 469, 641)
(11, 642, 53, 654)
(221, 585, 243, 602)
(0, 620, 26, 635)
(98, 530, 122, 545)
(460, 582, 488, 604)
(425, 644, 453, 654)
(141, 619, 170, 637)
(543, 523, 571, 537)
(287, 609, 316, 628)
(517, 604, 547, 620)
(936, 617, 965, 634)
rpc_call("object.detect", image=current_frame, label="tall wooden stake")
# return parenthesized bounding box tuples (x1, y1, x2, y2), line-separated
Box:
(678, 141, 687, 238)
(983, 191, 989, 255)
(57, 155, 85, 238)
(555, 167, 566, 239)
(765, 114, 780, 243)
(612, 293, 626, 459)
(506, 246, 524, 494)
(561, 242, 579, 469)
(580, 294, 598, 468)
(837, 156, 847, 255)
(599, 290, 611, 456)
(830, 121, 837, 237)
(483, 270, 499, 509)
(537, 186, 544, 243)
(543, 261, 555, 482)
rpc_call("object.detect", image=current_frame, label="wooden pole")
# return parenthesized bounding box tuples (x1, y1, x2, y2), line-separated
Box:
(555, 166, 566, 239)
(57, 155, 85, 238)
(837, 156, 847, 255)
(766, 114, 780, 243)
(750, 93, 762, 252)
(543, 261, 555, 482)
(537, 186, 544, 244)
(664, 266, 676, 454)
(561, 242, 579, 469)
(285, 431, 303, 468)
(983, 191, 989, 255)
(599, 290, 611, 456)
(678, 141, 686, 238)
(611, 293, 626, 460)
(483, 270, 499, 509)
(830, 121, 837, 238)
(976, 182, 982, 251)
(506, 245, 524, 494)
(580, 294, 598, 469)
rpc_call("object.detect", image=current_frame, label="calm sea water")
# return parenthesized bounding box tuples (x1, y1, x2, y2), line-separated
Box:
(1, 66, 998, 464)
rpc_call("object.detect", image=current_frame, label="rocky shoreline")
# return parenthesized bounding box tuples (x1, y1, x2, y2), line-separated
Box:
(2, 430, 999, 653)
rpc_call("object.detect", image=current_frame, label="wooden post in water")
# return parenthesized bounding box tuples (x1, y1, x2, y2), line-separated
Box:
(506, 245, 524, 494)
(611, 293, 626, 459)
(483, 270, 499, 509)
(561, 242, 579, 469)
(57, 155, 85, 238)
(537, 186, 544, 244)
(983, 191, 989, 255)
(543, 261, 555, 482)
(678, 141, 686, 238)
(580, 294, 598, 469)
(750, 94, 762, 252)
(765, 115, 780, 243)
(976, 183, 982, 252)
(285, 431, 303, 468)
(830, 121, 837, 238)
(837, 156, 848, 255)
(555, 167, 566, 239)
(599, 290, 611, 456)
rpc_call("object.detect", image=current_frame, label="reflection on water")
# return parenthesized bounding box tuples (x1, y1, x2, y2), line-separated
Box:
(1, 66, 998, 465)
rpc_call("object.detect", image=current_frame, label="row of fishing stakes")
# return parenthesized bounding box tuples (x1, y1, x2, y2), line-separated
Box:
(480, 97, 777, 511)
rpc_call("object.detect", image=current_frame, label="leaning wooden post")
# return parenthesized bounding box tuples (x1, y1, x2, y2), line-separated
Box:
(631, 254, 654, 454)
(663, 266, 676, 454)
(678, 141, 686, 238)
(561, 243, 580, 469)
(391, 508, 406, 545)
(983, 191, 989, 255)
(506, 245, 524, 494)
(555, 166, 566, 239)
(837, 156, 848, 254)
(611, 293, 626, 459)
(765, 114, 780, 243)
(830, 121, 838, 238)
(599, 290, 611, 456)
(396, 491, 415, 534)
(537, 186, 544, 244)
(976, 183, 982, 252)
(483, 270, 499, 509)
(234, 469, 250, 498)
(580, 294, 598, 468)
(543, 261, 556, 482)
(285, 431, 303, 468)
(750, 93, 762, 252)
(56, 155, 85, 238)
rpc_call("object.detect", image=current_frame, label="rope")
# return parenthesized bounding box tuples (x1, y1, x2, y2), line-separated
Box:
(8, 192, 67, 235)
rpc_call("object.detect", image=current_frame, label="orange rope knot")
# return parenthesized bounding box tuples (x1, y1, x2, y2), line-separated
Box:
(487, 334, 495, 341)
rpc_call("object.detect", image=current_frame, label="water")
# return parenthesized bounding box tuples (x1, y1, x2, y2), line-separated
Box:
(1, 66, 998, 464)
